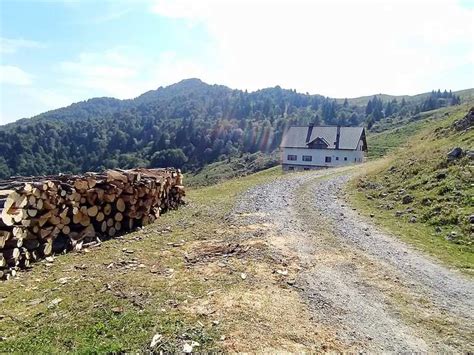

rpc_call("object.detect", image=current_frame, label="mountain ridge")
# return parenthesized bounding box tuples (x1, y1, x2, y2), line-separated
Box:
(4, 78, 472, 125)
(0, 78, 469, 179)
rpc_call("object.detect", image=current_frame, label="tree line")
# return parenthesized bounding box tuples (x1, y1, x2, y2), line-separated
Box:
(0, 79, 462, 178)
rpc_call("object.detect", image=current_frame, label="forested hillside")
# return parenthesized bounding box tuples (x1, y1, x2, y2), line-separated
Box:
(0, 79, 465, 178)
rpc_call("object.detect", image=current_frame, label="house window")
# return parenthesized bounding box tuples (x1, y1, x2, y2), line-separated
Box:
(304, 168, 310, 171)
(354, 158, 357, 162)
(335, 157, 339, 161)
(288, 166, 295, 171)
(344, 157, 347, 161)
(287, 154, 297, 161)
(325, 157, 331, 163)
(302, 155, 312, 162)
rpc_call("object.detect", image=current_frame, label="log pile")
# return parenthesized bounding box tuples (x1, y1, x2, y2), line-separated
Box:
(0, 168, 184, 280)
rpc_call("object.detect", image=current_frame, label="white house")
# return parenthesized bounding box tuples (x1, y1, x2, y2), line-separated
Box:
(280, 125, 367, 171)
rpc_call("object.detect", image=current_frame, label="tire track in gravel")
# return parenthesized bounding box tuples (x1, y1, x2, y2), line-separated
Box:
(230, 168, 474, 352)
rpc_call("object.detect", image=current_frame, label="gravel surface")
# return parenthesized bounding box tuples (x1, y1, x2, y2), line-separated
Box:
(231, 169, 474, 352)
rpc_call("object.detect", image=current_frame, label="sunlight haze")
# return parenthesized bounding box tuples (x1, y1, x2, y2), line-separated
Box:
(0, 0, 473, 123)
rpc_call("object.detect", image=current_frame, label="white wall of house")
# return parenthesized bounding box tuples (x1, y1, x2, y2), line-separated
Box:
(281, 139, 365, 168)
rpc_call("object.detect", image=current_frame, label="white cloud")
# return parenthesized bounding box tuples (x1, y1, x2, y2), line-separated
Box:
(150, 0, 474, 96)
(57, 48, 212, 99)
(0, 37, 45, 54)
(0, 85, 77, 124)
(146, 51, 211, 87)
(59, 50, 142, 98)
(0, 65, 34, 86)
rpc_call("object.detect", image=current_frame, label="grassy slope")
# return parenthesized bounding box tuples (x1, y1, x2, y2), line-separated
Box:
(185, 151, 279, 188)
(336, 88, 474, 106)
(348, 103, 473, 273)
(0, 168, 283, 353)
(367, 106, 460, 158)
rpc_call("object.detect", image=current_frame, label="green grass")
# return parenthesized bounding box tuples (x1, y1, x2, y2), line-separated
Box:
(367, 105, 466, 158)
(0, 167, 282, 353)
(185, 151, 279, 188)
(336, 88, 474, 106)
(349, 104, 474, 273)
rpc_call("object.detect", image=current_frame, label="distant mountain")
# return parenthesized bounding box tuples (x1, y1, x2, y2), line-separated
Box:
(0, 78, 467, 178)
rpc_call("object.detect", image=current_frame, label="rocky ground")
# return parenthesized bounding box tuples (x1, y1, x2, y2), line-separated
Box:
(230, 168, 474, 352)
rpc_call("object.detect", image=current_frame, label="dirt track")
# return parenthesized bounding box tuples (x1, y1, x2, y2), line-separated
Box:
(231, 168, 474, 352)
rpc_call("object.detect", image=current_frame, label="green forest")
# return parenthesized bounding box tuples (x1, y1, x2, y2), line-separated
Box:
(0, 79, 462, 178)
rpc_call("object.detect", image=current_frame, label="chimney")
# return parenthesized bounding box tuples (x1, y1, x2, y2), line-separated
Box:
(306, 123, 314, 143)
(335, 125, 341, 149)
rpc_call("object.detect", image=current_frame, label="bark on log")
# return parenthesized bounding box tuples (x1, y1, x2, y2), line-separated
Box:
(0, 168, 185, 278)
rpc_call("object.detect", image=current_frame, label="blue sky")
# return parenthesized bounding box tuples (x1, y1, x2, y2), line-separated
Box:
(1, 0, 473, 124)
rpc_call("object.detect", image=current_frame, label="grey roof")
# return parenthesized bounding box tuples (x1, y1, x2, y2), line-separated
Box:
(281, 125, 366, 150)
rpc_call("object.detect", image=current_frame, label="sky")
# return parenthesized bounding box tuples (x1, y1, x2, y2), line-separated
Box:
(0, 0, 473, 124)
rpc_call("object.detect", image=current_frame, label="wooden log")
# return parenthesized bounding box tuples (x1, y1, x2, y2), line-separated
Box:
(108, 227, 116, 237)
(28, 195, 36, 207)
(106, 218, 114, 228)
(30, 250, 39, 261)
(106, 170, 128, 183)
(103, 193, 116, 203)
(59, 208, 69, 220)
(0, 167, 185, 276)
(72, 211, 83, 224)
(116, 198, 125, 212)
(48, 214, 61, 225)
(74, 180, 89, 191)
(62, 225, 71, 235)
(86, 189, 98, 205)
(13, 226, 27, 239)
(87, 205, 99, 217)
(70, 191, 81, 202)
(125, 218, 134, 230)
(40, 226, 54, 239)
(27, 208, 38, 217)
(121, 194, 137, 204)
(39, 240, 53, 257)
(103, 204, 112, 216)
(100, 221, 107, 233)
(74, 224, 95, 240)
(79, 214, 91, 227)
(95, 211, 105, 222)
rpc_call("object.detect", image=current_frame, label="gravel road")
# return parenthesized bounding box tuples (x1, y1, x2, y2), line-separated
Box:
(231, 169, 474, 352)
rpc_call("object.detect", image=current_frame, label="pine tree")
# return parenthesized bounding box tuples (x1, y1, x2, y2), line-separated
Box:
(366, 100, 373, 115)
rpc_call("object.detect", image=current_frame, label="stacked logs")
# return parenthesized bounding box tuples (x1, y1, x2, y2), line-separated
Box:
(0, 168, 184, 280)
